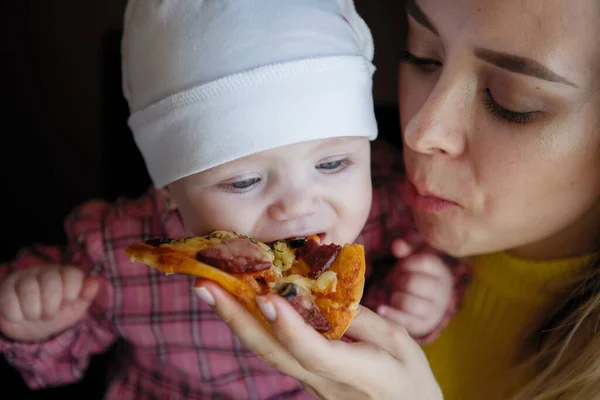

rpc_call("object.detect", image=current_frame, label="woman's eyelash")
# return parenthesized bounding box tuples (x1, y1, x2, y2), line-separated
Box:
(483, 89, 537, 125)
(398, 50, 442, 71)
(401, 49, 537, 126)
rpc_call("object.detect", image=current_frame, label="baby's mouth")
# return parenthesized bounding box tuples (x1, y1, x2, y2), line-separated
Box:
(284, 232, 327, 243)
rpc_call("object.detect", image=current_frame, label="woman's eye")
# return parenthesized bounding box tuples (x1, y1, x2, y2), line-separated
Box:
(316, 158, 353, 173)
(483, 89, 538, 125)
(399, 50, 442, 72)
(223, 177, 261, 192)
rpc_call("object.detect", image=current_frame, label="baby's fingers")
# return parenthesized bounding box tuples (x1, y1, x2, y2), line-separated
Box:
(397, 273, 445, 303)
(0, 286, 23, 323)
(389, 291, 435, 318)
(15, 275, 43, 321)
(38, 268, 63, 319)
(378, 301, 442, 338)
(391, 239, 414, 259)
(401, 253, 451, 279)
(391, 231, 427, 259)
(377, 305, 418, 328)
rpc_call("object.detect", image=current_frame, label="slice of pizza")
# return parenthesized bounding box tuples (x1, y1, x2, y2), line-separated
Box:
(125, 231, 365, 339)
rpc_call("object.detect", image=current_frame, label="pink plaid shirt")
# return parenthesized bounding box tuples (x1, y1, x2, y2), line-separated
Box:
(0, 143, 470, 399)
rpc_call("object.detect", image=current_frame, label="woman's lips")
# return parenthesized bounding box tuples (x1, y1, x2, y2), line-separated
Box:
(408, 181, 457, 213)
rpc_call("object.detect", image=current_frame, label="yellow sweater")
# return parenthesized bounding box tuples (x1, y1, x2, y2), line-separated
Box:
(423, 252, 590, 400)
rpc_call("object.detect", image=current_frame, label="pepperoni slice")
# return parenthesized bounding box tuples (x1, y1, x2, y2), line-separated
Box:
(196, 237, 272, 273)
(296, 239, 342, 279)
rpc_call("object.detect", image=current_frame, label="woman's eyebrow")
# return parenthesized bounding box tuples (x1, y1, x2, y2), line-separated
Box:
(475, 48, 578, 87)
(405, 0, 578, 88)
(405, 0, 439, 36)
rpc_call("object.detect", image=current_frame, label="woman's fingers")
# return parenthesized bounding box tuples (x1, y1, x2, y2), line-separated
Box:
(194, 282, 424, 394)
(255, 294, 346, 378)
(344, 305, 422, 363)
(194, 284, 431, 398)
(243, 293, 394, 388)
(193, 281, 310, 381)
(261, 295, 404, 397)
(194, 281, 343, 383)
(264, 296, 415, 378)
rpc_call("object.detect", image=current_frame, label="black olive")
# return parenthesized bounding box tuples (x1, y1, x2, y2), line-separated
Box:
(256, 277, 266, 285)
(145, 238, 171, 247)
(277, 283, 298, 300)
(288, 237, 307, 249)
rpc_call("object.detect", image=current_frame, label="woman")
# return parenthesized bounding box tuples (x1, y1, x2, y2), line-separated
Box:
(194, 0, 600, 399)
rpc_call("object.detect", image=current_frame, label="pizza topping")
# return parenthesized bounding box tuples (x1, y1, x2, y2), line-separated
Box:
(196, 236, 273, 273)
(145, 238, 173, 247)
(276, 271, 338, 295)
(297, 239, 342, 279)
(276, 282, 298, 300)
(315, 270, 338, 293)
(277, 283, 331, 332)
(272, 241, 296, 272)
(288, 237, 308, 249)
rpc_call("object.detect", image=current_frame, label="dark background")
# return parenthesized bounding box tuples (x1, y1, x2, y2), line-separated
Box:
(0, 1, 406, 398)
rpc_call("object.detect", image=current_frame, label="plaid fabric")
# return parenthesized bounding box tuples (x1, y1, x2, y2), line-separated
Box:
(0, 142, 471, 399)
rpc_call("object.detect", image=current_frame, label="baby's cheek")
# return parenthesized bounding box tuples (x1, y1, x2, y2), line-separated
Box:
(177, 205, 223, 236)
(193, 204, 263, 237)
(353, 179, 373, 225)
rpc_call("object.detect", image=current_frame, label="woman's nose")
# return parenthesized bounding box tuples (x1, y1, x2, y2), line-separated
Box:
(403, 79, 469, 157)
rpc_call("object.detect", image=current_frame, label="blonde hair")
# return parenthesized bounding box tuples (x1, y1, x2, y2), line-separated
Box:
(511, 266, 600, 400)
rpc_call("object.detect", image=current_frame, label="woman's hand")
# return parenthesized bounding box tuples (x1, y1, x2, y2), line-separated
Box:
(193, 282, 443, 400)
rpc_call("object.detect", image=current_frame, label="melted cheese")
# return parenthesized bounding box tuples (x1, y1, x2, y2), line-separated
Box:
(271, 241, 296, 272)
(315, 270, 338, 293)
(275, 272, 338, 295)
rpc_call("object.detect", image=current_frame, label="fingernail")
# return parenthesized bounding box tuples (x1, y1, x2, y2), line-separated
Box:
(193, 286, 215, 306)
(256, 296, 277, 321)
(377, 305, 388, 317)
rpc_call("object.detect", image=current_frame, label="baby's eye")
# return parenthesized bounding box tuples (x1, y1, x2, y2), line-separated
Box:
(316, 158, 353, 173)
(222, 177, 261, 192)
(231, 178, 260, 189)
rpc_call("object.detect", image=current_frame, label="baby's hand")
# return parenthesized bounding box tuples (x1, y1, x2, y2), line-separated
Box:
(0, 265, 98, 342)
(378, 239, 453, 338)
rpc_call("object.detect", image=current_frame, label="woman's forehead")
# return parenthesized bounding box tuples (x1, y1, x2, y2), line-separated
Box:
(414, 0, 600, 84)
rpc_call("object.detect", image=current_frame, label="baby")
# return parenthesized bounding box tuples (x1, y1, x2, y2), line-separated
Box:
(0, 1, 464, 399)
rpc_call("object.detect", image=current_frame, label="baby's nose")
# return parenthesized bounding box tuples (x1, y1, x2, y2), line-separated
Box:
(268, 193, 319, 221)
